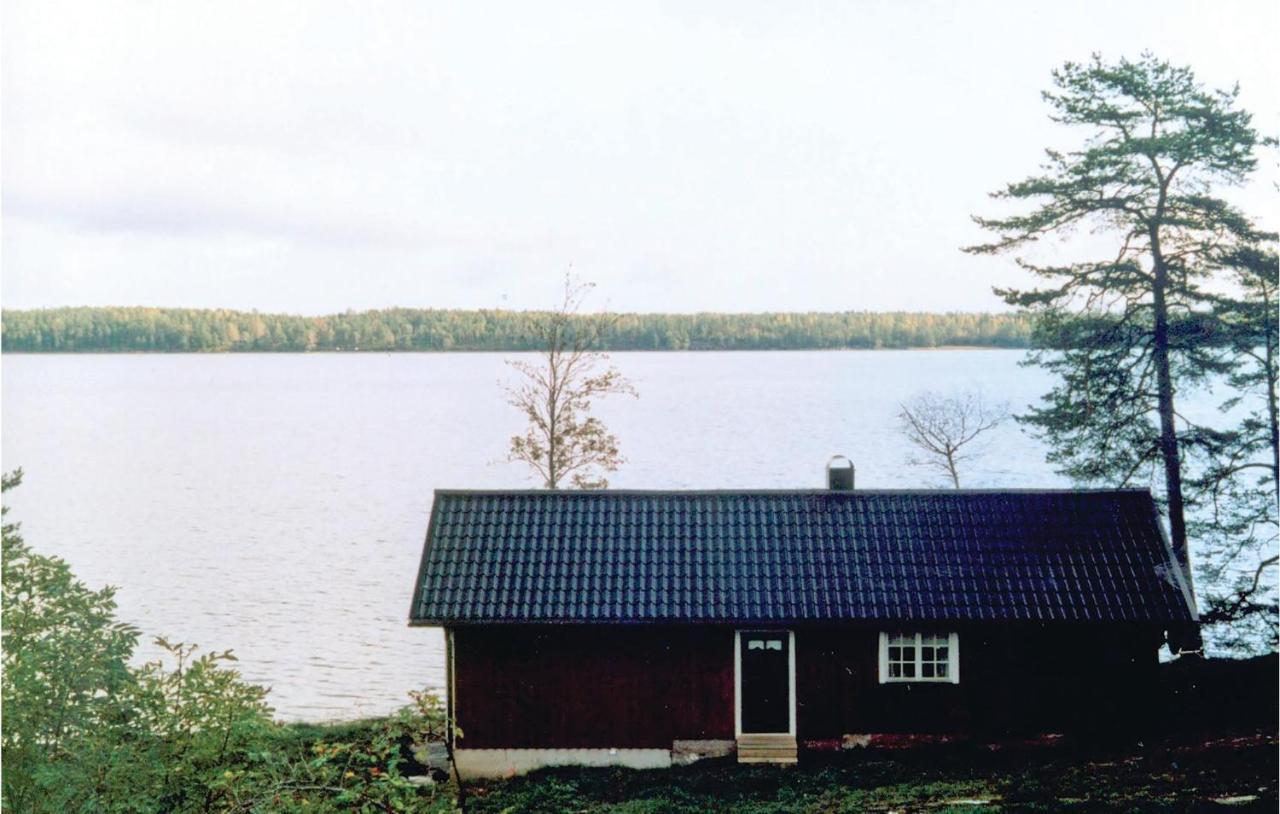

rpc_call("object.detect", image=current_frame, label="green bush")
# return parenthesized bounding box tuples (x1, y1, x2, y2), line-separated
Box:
(1, 471, 456, 813)
(2, 469, 140, 811)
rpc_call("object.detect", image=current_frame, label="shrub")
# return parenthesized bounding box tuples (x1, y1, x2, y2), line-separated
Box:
(1, 471, 455, 813)
(2, 469, 139, 811)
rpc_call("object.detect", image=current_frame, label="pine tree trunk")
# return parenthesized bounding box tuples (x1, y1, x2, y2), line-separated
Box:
(1265, 307, 1279, 495)
(1150, 230, 1203, 653)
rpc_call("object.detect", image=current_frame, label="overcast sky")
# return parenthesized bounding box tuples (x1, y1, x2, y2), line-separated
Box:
(3, 1, 1277, 314)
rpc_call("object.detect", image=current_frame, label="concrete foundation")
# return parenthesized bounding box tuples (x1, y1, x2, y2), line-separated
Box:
(453, 748, 672, 778)
(671, 739, 736, 765)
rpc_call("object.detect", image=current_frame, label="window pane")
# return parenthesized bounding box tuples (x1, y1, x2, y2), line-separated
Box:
(766, 640, 782, 651)
(748, 640, 764, 650)
(883, 631, 957, 682)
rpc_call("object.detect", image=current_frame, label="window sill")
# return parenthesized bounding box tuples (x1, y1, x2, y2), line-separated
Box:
(881, 677, 959, 684)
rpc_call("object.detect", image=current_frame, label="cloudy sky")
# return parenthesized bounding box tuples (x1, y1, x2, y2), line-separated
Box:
(3, 1, 1277, 314)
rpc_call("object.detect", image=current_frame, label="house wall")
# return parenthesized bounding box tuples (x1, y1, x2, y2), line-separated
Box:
(451, 623, 1162, 751)
(797, 624, 1163, 740)
(452, 625, 734, 749)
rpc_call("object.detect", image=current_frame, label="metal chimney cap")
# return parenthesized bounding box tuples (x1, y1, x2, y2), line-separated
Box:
(826, 455, 855, 490)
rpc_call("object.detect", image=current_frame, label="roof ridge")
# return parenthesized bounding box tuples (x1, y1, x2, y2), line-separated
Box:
(432, 487, 1153, 497)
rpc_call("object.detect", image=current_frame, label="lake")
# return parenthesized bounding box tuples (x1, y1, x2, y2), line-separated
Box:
(3, 350, 1077, 721)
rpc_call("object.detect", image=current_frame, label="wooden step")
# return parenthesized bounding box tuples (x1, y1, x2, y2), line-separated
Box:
(736, 734, 798, 764)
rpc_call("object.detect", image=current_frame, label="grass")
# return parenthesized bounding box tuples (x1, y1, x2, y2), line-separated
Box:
(266, 705, 1277, 812)
(459, 733, 1278, 813)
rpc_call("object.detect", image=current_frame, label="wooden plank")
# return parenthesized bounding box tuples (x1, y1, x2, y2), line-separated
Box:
(453, 625, 734, 749)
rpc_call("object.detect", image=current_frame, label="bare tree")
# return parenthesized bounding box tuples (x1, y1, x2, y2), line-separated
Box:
(506, 275, 637, 489)
(897, 388, 1010, 488)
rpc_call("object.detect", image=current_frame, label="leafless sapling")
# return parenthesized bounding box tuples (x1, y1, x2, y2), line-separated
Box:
(897, 388, 1010, 488)
(506, 275, 637, 489)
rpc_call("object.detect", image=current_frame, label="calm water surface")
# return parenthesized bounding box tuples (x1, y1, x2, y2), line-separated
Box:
(3, 350, 1076, 720)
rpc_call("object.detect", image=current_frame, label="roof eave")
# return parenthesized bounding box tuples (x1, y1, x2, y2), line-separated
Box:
(431, 486, 1157, 497)
(1145, 494, 1201, 623)
(407, 616, 1185, 627)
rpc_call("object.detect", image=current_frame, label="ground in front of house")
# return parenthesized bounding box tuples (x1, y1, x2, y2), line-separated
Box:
(457, 732, 1277, 813)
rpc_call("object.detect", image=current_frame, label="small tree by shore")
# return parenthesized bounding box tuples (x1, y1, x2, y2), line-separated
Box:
(506, 275, 637, 489)
(897, 389, 1011, 488)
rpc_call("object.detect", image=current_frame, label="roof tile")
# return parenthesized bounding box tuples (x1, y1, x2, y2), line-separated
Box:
(410, 490, 1196, 625)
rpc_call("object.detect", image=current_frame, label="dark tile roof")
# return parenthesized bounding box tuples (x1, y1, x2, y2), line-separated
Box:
(409, 489, 1196, 625)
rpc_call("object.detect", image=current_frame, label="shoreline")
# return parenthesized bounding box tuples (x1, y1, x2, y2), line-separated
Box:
(1, 345, 1026, 356)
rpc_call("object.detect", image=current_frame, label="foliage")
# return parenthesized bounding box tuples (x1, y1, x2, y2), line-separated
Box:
(0, 306, 1033, 353)
(506, 276, 637, 489)
(1187, 239, 1280, 650)
(28, 638, 276, 813)
(460, 733, 1277, 813)
(897, 388, 1011, 487)
(1, 468, 140, 812)
(1, 474, 456, 813)
(211, 698, 451, 814)
(965, 53, 1277, 652)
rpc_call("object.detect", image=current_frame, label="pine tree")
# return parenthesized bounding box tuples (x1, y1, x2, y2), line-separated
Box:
(966, 53, 1274, 652)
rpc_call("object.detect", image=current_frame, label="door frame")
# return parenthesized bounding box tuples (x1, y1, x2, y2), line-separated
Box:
(733, 629, 796, 738)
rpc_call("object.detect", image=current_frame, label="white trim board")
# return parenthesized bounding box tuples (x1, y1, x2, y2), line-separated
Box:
(788, 631, 797, 737)
(448, 628, 459, 749)
(734, 631, 742, 738)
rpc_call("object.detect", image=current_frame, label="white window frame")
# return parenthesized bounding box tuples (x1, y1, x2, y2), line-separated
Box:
(733, 630, 796, 738)
(877, 631, 960, 684)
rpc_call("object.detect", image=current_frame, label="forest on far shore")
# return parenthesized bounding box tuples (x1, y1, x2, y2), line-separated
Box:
(0, 307, 1031, 353)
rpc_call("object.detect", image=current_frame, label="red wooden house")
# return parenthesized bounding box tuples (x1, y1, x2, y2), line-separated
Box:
(408, 468, 1196, 777)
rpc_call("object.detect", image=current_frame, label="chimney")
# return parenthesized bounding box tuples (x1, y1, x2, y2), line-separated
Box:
(826, 455, 855, 490)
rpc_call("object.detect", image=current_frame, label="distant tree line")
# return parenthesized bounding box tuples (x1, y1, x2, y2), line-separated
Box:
(0, 307, 1031, 353)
